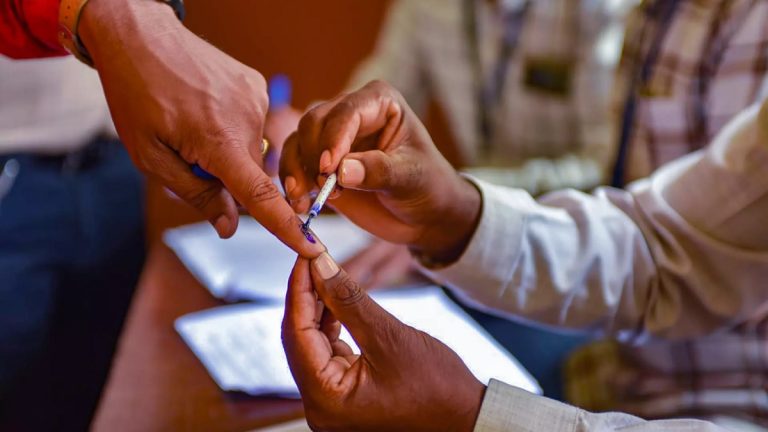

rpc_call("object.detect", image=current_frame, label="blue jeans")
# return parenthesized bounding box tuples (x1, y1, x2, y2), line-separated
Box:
(0, 139, 145, 431)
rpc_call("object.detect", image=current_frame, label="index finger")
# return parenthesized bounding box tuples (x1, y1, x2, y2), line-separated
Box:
(316, 81, 406, 174)
(211, 146, 325, 258)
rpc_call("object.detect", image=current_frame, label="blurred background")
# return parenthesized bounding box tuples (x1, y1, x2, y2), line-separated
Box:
(4, 1, 767, 431)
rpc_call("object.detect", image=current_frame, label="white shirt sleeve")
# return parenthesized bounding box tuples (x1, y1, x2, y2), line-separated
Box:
(424, 102, 768, 341)
(474, 380, 728, 432)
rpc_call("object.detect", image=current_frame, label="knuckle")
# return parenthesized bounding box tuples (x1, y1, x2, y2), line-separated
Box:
(400, 160, 422, 189)
(247, 71, 267, 93)
(275, 212, 300, 234)
(375, 155, 394, 187)
(135, 145, 167, 174)
(185, 184, 220, 212)
(330, 100, 356, 118)
(331, 274, 365, 307)
(244, 175, 282, 204)
(334, 91, 351, 100)
(299, 106, 323, 132)
(366, 79, 390, 92)
(251, 98, 267, 122)
(208, 125, 247, 149)
(369, 80, 402, 103)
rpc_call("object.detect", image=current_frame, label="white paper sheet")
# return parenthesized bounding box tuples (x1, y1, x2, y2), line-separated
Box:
(164, 216, 372, 302)
(175, 286, 541, 398)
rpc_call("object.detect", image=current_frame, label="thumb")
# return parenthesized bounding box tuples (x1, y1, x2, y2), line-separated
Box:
(310, 252, 402, 358)
(337, 151, 420, 196)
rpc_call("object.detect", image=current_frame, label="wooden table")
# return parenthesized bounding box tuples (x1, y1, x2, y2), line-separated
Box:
(91, 245, 303, 432)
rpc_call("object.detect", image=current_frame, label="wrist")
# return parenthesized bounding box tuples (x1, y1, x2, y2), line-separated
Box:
(455, 381, 486, 432)
(410, 175, 482, 266)
(78, 0, 182, 64)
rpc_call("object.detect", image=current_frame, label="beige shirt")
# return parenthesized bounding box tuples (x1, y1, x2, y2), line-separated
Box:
(423, 99, 768, 430)
(0, 55, 115, 155)
(349, 0, 637, 194)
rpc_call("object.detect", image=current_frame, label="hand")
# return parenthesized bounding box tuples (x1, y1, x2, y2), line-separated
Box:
(340, 239, 414, 290)
(280, 81, 482, 263)
(78, 0, 323, 257)
(264, 106, 302, 177)
(282, 253, 485, 432)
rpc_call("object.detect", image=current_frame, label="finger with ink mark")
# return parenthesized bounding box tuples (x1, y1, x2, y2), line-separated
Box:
(301, 223, 317, 244)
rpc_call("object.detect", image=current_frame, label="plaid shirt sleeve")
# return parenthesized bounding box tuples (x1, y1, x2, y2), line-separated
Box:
(615, 0, 768, 183)
(423, 102, 768, 341)
(0, 0, 67, 58)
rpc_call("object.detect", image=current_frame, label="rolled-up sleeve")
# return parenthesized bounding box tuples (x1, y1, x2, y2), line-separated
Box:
(1, 0, 67, 58)
(474, 380, 727, 432)
(424, 102, 768, 341)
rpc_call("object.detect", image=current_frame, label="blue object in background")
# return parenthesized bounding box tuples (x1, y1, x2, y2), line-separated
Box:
(190, 74, 293, 181)
(264, 74, 293, 173)
(268, 74, 293, 111)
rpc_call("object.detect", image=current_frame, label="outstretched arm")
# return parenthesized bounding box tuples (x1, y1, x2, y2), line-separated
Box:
(428, 102, 768, 340)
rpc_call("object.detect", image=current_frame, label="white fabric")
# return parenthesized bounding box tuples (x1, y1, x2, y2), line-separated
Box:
(474, 379, 727, 432)
(425, 101, 768, 430)
(0, 55, 115, 154)
(426, 102, 768, 342)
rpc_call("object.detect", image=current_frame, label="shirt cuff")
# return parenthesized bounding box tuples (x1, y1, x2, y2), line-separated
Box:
(419, 178, 534, 306)
(474, 379, 582, 432)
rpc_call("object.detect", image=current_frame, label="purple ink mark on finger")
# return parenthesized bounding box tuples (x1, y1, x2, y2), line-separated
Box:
(304, 231, 317, 244)
(300, 223, 317, 244)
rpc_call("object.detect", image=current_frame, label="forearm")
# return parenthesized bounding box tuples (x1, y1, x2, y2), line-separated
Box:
(424, 103, 768, 340)
(0, 0, 67, 58)
(423, 179, 655, 336)
(475, 380, 728, 432)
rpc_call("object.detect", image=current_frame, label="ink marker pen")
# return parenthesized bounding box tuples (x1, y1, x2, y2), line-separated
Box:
(301, 173, 337, 242)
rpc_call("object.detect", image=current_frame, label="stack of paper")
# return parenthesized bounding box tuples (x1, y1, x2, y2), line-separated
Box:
(164, 216, 372, 302)
(167, 216, 540, 401)
(175, 286, 541, 398)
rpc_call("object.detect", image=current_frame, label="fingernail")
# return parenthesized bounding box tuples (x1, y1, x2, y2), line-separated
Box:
(313, 252, 340, 280)
(285, 176, 297, 197)
(213, 215, 232, 238)
(319, 150, 332, 173)
(340, 159, 365, 187)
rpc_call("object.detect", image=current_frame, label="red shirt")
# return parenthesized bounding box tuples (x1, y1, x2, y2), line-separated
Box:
(0, 0, 67, 58)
